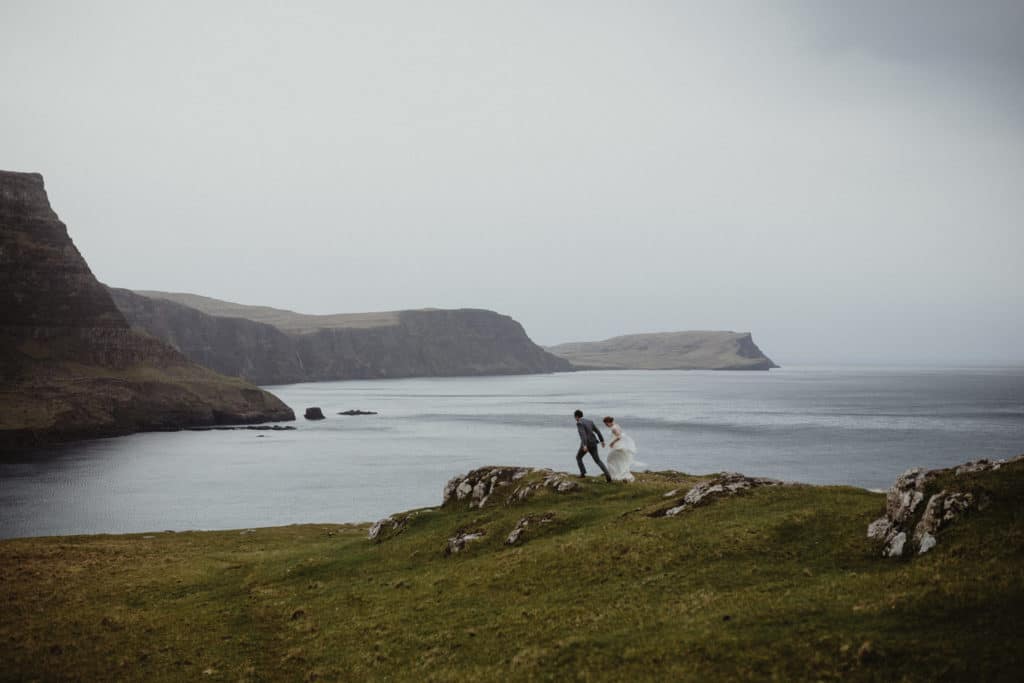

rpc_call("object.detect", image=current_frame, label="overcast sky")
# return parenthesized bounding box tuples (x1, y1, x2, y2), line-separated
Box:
(3, 1, 1022, 365)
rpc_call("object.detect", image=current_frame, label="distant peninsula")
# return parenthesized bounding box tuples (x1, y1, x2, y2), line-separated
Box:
(109, 290, 571, 385)
(0, 171, 294, 447)
(546, 331, 778, 371)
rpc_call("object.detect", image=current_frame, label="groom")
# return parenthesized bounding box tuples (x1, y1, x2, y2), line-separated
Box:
(574, 409, 612, 482)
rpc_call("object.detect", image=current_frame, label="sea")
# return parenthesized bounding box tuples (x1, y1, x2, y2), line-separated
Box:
(1, 366, 1022, 539)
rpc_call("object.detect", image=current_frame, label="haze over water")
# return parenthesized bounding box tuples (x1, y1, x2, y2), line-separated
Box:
(1, 366, 1022, 539)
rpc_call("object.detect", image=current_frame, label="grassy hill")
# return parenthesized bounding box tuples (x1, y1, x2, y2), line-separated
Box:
(2, 462, 1021, 681)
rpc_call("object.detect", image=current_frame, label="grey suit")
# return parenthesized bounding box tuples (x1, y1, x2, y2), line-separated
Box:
(575, 417, 611, 481)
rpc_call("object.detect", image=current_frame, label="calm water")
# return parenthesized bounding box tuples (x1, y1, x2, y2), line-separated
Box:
(2, 367, 1022, 539)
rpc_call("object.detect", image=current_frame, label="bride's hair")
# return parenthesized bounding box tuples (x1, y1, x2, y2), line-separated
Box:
(603, 416, 614, 424)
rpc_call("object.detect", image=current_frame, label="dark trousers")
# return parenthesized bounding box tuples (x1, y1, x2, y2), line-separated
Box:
(576, 441, 611, 480)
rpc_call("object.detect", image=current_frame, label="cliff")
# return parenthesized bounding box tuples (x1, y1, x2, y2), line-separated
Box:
(0, 171, 294, 447)
(110, 291, 572, 384)
(546, 330, 778, 370)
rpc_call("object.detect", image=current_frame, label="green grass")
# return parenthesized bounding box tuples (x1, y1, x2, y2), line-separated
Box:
(2, 463, 1022, 682)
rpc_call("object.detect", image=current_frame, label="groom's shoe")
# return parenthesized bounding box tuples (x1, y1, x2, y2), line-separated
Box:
(577, 473, 587, 479)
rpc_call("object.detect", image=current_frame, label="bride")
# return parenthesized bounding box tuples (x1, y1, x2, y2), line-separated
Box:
(602, 416, 637, 482)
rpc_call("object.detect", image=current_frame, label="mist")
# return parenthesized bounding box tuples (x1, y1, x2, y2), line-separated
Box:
(2, 1, 1021, 365)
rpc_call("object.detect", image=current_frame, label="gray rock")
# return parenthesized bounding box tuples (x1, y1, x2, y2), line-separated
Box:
(912, 491, 947, 544)
(867, 454, 1017, 558)
(443, 467, 534, 509)
(918, 533, 937, 554)
(368, 516, 395, 541)
(885, 531, 907, 558)
(955, 459, 998, 476)
(867, 517, 892, 540)
(446, 530, 485, 555)
(368, 513, 419, 542)
(943, 492, 974, 521)
(505, 513, 555, 545)
(659, 473, 784, 516)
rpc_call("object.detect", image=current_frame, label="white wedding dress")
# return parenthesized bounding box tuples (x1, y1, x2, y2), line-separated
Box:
(605, 423, 636, 482)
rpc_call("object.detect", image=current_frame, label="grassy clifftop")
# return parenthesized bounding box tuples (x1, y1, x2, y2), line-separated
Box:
(2, 462, 1022, 681)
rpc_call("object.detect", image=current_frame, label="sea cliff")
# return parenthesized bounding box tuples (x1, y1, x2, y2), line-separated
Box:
(110, 290, 572, 384)
(0, 170, 294, 447)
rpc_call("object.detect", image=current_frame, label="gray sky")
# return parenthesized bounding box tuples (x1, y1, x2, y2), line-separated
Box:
(3, 1, 1022, 365)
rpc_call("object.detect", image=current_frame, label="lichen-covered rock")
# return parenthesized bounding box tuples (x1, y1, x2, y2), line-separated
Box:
(918, 533, 937, 554)
(368, 514, 409, 542)
(442, 467, 584, 509)
(943, 492, 974, 522)
(510, 472, 580, 503)
(868, 456, 1014, 558)
(955, 459, 1000, 476)
(885, 532, 907, 558)
(866, 517, 892, 541)
(659, 473, 784, 517)
(443, 467, 531, 509)
(912, 491, 947, 545)
(445, 530, 485, 555)
(505, 513, 555, 546)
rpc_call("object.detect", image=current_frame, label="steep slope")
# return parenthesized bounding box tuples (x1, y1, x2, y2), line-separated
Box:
(547, 330, 778, 370)
(112, 291, 572, 384)
(0, 170, 294, 447)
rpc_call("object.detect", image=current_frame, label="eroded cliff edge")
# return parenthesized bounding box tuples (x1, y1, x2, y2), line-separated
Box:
(110, 290, 572, 385)
(0, 171, 294, 447)
(546, 330, 778, 370)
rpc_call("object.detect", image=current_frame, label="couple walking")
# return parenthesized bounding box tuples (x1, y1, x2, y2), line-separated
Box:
(574, 409, 637, 482)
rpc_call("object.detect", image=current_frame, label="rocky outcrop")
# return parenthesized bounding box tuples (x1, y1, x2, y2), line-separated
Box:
(111, 290, 573, 385)
(445, 529, 486, 555)
(442, 467, 581, 510)
(506, 512, 556, 546)
(0, 170, 294, 447)
(368, 511, 419, 542)
(656, 473, 786, 517)
(867, 456, 1022, 557)
(304, 407, 325, 420)
(546, 331, 778, 371)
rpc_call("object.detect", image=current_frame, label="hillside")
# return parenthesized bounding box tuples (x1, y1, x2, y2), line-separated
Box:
(1, 457, 1021, 680)
(547, 330, 778, 370)
(0, 170, 294, 447)
(112, 291, 572, 385)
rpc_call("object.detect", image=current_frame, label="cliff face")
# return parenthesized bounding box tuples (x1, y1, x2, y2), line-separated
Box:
(112, 291, 572, 384)
(0, 171, 294, 447)
(546, 331, 778, 371)
(108, 288, 306, 385)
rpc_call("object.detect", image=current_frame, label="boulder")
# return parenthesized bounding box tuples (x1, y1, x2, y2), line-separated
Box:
(304, 407, 325, 420)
